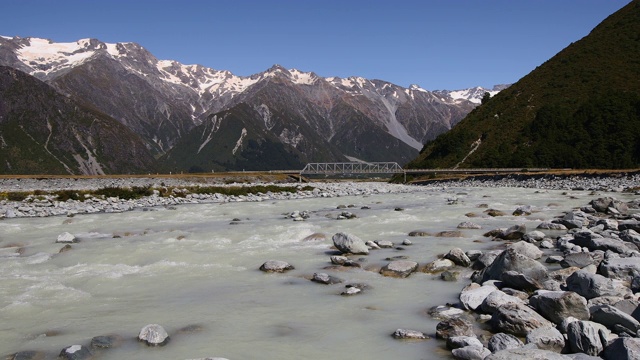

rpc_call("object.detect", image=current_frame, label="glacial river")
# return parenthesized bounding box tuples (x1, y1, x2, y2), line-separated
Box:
(0, 185, 625, 359)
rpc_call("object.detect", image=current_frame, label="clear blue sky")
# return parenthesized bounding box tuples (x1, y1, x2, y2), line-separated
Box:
(0, 0, 631, 90)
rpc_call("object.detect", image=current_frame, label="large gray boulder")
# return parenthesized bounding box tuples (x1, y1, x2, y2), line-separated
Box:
(599, 257, 640, 283)
(561, 211, 590, 229)
(436, 317, 475, 340)
(447, 336, 483, 349)
(491, 303, 554, 336)
(444, 247, 472, 267)
(566, 320, 608, 356)
(487, 332, 524, 353)
(572, 231, 634, 254)
(486, 348, 572, 360)
(480, 248, 548, 283)
(379, 260, 418, 278)
(602, 337, 640, 360)
(481, 290, 525, 314)
(560, 252, 599, 269)
(499, 224, 527, 240)
(460, 284, 497, 311)
(591, 304, 640, 336)
(259, 260, 294, 273)
(423, 258, 455, 273)
(508, 241, 543, 260)
(332, 232, 369, 255)
(452, 345, 492, 360)
(473, 250, 502, 270)
(501, 270, 543, 292)
(138, 324, 169, 346)
(525, 326, 565, 353)
(565, 268, 631, 299)
(529, 291, 590, 324)
(591, 197, 629, 215)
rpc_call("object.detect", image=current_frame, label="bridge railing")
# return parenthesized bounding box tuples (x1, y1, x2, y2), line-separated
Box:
(300, 162, 404, 174)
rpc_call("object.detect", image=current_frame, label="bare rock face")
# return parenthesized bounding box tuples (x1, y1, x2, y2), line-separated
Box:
(138, 324, 169, 346)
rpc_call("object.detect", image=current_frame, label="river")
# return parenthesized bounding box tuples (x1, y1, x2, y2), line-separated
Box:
(0, 185, 627, 359)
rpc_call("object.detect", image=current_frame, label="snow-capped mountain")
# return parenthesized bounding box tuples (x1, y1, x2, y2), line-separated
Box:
(0, 36, 503, 173)
(433, 84, 510, 105)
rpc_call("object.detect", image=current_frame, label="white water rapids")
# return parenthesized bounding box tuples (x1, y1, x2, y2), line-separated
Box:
(0, 185, 630, 359)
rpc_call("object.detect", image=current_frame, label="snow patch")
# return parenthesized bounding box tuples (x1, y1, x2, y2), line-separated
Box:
(232, 128, 247, 155)
(16, 37, 97, 75)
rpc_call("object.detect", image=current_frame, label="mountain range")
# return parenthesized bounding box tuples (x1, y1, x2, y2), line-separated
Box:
(0, 35, 501, 174)
(408, 0, 640, 170)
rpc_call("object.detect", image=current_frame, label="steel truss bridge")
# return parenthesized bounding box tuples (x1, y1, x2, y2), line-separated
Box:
(272, 162, 549, 182)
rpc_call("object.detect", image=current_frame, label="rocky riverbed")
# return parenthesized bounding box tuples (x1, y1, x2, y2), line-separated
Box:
(426, 194, 640, 359)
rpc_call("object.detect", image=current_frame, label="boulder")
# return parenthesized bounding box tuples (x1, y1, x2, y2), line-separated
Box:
(529, 291, 590, 324)
(59, 345, 92, 360)
(523, 230, 546, 243)
(428, 305, 466, 321)
(499, 224, 527, 240)
(7, 351, 47, 360)
(379, 260, 418, 278)
(374, 240, 394, 248)
(138, 324, 169, 346)
(561, 211, 590, 229)
(90, 334, 123, 349)
(473, 250, 501, 270)
(525, 326, 565, 352)
(560, 252, 598, 268)
(486, 348, 572, 360)
(591, 197, 628, 215)
(487, 332, 523, 353)
(590, 304, 640, 336)
(56, 232, 77, 243)
(391, 329, 428, 340)
(513, 205, 534, 216)
(537, 222, 568, 231)
(451, 345, 491, 360)
(466, 250, 483, 261)
(332, 232, 369, 255)
(565, 268, 631, 299)
(602, 337, 640, 360)
(572, 231, 633, 254)
(408, 230, 430, 237)
(501, 270, 543, 292)
(599, 257, 640, 283)
(480, 248, 548, 283)
(619, 220, 640, 232)
(259, 260, 294, 273)
(507, 241, 543, 260)
(447, 335, 483, 349)
(436, 317, 475, 340)
(444, 248, 472, 267)
(481, 290, 525, 314)
(460, 284, 497, 311)
(311, 273, 342, 285)
(566, 320, 608, 356)
(458, 221, 482, 229)
(491, 303, 554, 336)
(423, 258, 455, 273)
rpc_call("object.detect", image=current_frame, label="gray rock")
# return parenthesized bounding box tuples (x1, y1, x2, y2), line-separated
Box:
(560, 252, 598, 268)
(599, 257, 640, 283)
(566, 320, 608, 356)
(499, 224, 527, 240)
(529, 291, 590, 325)
(441, 270, 461, 281)
(473, 250, 502, 270)
(460, 283, 497, 311)
(619, 220, 640, 232)
(481, 290, 525, 314)
(374, 240, 394, 248)
(546, 256, 564, 263)
(540, 240, 555, 249)
(7, 351, 47, 360)
(59, 345, 92, 360)
(561, 211, 590, 229)
(501, 270, 543, 292)
(523, 230, 546, 243)
(311, 272, 342, 285)
(56, 232, 77, 243)
(602, 337, 640, 360)
(447, 335, 483, 349)
(391, 328, 428, 340)
(591, 304, 640, 336)
(259, 260, 294, 273)
(480, 248, 548, 283)
(452, 345, 492, 360)
(486, 348, 572, 359)
(491, 302, 554, 336)
(445, 247, 472, 267)
(466, 250, 483, 261)
(537, 222, 568, 231)
(525, 326, 565, 352)
(458, 221, 482, 229)
(423, 258, 455, 273)
(436, 317, 475, 340)
(90, 334, 123, 349)
(566, 268, 631, 299)
(620, 229, 640, 246)
(591, 197, 628, 215)
(513, 205, 534, 216)
(428, 305, 466, 321)
(380, 260, 418, 278)
(332, 232, 369, 255)
(487, 332, 524, 353)
(138, 324, 169, 346)
(508, 241, 543, 260)
(572, 231, 634, 254)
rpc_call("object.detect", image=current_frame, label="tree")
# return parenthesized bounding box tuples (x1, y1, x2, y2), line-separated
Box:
(481, 92, 491, 105)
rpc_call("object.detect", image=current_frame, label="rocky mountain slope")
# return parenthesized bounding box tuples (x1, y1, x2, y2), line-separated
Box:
(0, 35, 501, 173)
(0, 66, 158, 174)
(408, 0, 640, 170)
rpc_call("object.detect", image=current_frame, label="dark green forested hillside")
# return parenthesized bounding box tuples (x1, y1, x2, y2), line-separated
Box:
(408, 0, 640, 169)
